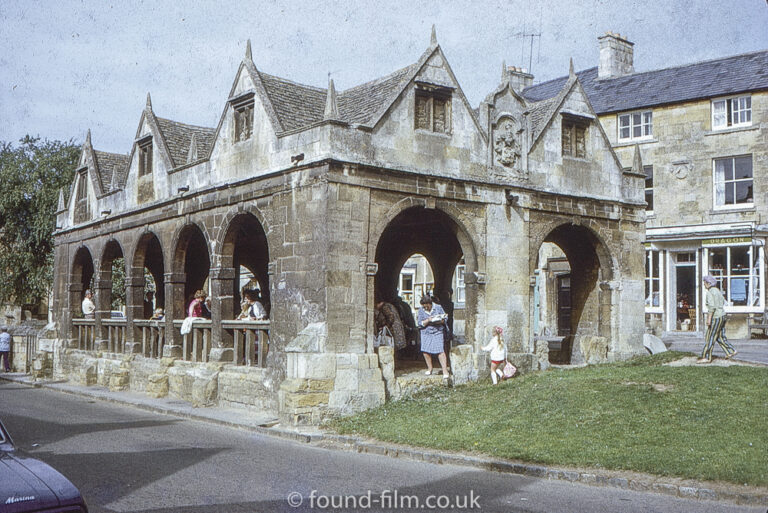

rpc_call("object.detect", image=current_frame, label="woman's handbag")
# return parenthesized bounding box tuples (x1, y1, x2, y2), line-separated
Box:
(502, 360, 517, 379)
(375, 326, 394, 348)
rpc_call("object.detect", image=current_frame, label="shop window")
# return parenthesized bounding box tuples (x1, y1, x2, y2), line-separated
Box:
(712, 96, 751, 130)
(706, 245, 763, 308)
(714, 155, 752, 208)
(645, 249, 662, 309)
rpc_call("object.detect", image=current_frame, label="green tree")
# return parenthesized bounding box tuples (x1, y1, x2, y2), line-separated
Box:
(0, 136, 80, 304)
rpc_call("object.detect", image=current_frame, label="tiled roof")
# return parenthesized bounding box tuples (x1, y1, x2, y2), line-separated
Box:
(258, 72, 326, 132)
(337, 63, 419, 126)
(522, 50, 768, 114)
(257, 62, 419, 132)
(155, 117, 216, 167)
(93, 150, 128, 193)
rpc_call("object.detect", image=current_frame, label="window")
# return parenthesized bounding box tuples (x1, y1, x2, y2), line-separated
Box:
(644, 165, 653, 211)
(232, 94, 255, 142)
(713, 155, 752, 207)
(414, 85, 452, 134)
(706, 244, 763, 309)
(712, 96, 751, 130)
(562, 118, 587, 158)
(74, 169, 90, 224)
(138, 138, 153, 177)
(645, 249, 662, 309)
(454, 262, 466, 304)
(618, 111, 652, 141)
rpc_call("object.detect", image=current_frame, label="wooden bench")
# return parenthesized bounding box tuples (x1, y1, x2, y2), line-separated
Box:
(747, 312, 768, 338)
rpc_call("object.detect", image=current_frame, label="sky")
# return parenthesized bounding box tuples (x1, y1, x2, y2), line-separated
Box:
(1, 0, 767, 154)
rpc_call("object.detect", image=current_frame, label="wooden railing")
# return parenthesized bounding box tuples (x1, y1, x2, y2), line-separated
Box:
(70, 317, 269, 366)
(173, 320, 212, 362)
(222, 320, 270, 367)
(134, 319, 166, 358)
(101, 319, 127, 353)
(72, 319, 96, 351)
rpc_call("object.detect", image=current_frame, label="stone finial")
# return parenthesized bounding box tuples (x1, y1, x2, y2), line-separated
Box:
(245, 39, 252, 62)
(86, 128, 92, 145)
(187, 133, 199, 163)
(430, 24, 437, 46)
(56, 188, 66, 213)
(632, 144, 643, 173)
(146, 92, 152, 111)
(324, 78, 339, 120)
(501, 60, 507, 82)
(569, 57, 575, 79)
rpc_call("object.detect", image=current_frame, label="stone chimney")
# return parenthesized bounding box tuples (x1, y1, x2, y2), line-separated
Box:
(598, 32, 634, 79)
(504, 65, 534, 93)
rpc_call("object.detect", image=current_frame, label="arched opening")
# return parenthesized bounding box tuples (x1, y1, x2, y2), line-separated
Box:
(172, 224, 211, 319)
(534, 224, 612, 364)
(100, 240, 125, 316)
(374, 207, 465, 372)
(220, 213, 270, 320)
(70, 246, 94, 319)
(133, 232, 165, 319)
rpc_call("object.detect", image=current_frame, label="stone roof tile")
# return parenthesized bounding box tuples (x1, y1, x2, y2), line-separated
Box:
(93, 150, 128, 193)
(155, 117, 216, 168)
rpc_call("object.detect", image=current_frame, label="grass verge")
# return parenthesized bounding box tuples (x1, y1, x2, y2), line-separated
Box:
(330, 352, 768, 486)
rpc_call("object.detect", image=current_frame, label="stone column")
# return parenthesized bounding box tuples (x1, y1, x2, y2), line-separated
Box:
(163, 271, 186, 358)
(66, 282, 83, 347)
(124, 268, 145, 354)
(94, 270, 111, 352)
(209, 266, 235, 362)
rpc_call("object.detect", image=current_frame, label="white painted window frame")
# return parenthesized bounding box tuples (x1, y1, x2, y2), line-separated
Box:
(703, 243, 764, 313)
(617, 110, 653, 142)
(711, 95, 752, 130)
(645, 249, 664, 313)
(712, 154, 754, 211)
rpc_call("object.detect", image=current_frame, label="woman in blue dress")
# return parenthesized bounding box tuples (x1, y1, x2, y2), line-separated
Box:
(417, 295, 450, 378)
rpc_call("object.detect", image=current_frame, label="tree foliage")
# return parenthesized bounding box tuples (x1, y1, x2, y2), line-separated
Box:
(0, 136, 80, 304)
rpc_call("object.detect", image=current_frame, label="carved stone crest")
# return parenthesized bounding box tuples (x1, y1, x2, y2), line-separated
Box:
(494, 117, 522, 169)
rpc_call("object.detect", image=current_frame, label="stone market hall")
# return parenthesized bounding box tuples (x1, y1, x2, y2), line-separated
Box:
(51, 29, 646, 424)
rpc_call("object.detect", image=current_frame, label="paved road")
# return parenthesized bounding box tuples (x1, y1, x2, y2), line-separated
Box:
(664, 336, 768, 365)
(0, 381, 761, 513)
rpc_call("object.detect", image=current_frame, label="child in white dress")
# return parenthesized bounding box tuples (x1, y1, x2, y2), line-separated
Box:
(481, 326, 507, 384)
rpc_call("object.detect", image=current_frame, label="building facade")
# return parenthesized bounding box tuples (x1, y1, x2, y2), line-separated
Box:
(524, 33, 768, 339)
(51, 31, 646, 424)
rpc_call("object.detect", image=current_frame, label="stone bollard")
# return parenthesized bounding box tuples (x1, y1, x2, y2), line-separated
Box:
(146, 373, 169, 398)
(108, 369, 130, 392)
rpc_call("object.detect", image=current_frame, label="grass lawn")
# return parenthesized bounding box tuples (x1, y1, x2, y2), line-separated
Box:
(330, 352, 768, 486)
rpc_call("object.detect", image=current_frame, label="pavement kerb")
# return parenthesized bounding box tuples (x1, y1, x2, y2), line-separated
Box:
(2, 374, 766, 507)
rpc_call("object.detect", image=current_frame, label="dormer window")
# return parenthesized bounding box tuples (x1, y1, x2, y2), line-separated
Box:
(74, 169, 90, 224)
(138, 137, 153, 177)
(414, 83, 452, 134)
(562, 115, 589, 158)
(231, 93, 255, 142)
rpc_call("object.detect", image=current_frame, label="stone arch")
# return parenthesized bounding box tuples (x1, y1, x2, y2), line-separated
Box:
(171, 223, 212, 319)
(371, 203, 481, 357)
(532, 219, 616, 364)
(70, 244, 95, 308)
(131, 231, 165, 318)
(98, 238, 126, 314)
(216, 212, 271, 321)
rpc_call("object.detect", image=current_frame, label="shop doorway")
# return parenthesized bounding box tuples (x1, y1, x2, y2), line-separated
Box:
(673, 252, 697, 331)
